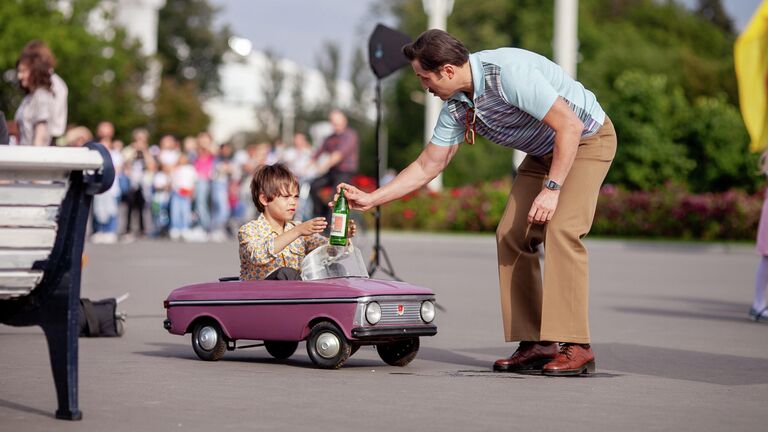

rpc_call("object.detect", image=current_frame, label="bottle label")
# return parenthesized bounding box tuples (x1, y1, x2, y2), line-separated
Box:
(330, 213, 347, 238)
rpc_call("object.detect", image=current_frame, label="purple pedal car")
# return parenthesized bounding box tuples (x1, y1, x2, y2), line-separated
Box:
(163, 245, 437, 369)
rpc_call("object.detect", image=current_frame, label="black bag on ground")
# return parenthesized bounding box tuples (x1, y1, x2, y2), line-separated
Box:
(79, 298, 125, 337)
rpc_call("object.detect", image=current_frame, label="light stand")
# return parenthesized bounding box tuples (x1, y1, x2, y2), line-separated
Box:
(366, 24, 412, 280)
(368, 79, 400, 280)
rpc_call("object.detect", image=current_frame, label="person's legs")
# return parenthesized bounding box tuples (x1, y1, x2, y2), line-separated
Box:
(539, 121, 615, 345)
(125, 193, 135, 234)
(169, 192, 184, 239)
(210, 179, 230, 236)
(133, 188, 147, 236)
(539, 119, 616, 376)
(496, 155, 548, 343)
(751, 256, 768, 321)
(181, 196, 193, 232)
(151, 192, 170, 237)
(494, 155, 558, 373)
(194, 179, 211, 231)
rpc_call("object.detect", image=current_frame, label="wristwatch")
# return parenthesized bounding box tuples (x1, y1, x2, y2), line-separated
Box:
(544, 179, 562, 191)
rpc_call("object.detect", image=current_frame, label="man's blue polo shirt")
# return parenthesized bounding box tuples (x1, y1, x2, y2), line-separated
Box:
(431, 48, 606, 156)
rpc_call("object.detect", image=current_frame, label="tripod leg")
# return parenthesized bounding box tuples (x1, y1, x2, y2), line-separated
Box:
(378, 245, 402, 282)
(367, 245, 379, 275)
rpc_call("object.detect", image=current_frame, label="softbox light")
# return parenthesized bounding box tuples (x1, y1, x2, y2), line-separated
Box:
(368, 24, 412, 79)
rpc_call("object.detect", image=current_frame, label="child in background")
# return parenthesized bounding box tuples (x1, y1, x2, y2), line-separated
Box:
(239, 164, 355, 280)
(169, 154, 197, 240)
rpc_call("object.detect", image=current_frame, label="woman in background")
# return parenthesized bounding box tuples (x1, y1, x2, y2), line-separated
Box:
(751, 148, 768, 322)
(14, 45, 55, 146)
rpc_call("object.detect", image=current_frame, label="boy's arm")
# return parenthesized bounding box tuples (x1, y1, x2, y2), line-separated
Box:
(246, 218, 328, 259)
(239, 225, 291, 265)
(271, 229, 304, 255)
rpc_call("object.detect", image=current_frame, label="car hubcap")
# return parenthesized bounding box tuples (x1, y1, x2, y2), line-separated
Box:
(316, 332, 340, 359)
(198, 326, 218, 351)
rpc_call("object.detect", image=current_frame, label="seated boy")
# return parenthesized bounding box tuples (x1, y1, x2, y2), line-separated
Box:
(239, 163, 355, 280)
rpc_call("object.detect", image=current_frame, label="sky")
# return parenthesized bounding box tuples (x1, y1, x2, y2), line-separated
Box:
(211, 0, 385, 79)
(211, 0, 765, 79)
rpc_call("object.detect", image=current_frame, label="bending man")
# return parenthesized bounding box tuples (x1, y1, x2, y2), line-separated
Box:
(337, 29, 616, 376)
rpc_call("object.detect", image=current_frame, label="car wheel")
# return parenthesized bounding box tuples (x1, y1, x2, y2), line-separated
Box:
(376, 337, 420, 367)
(264, 341, 299, 360)
(191, 321, 227, 361)
(306, 322, 351, 369)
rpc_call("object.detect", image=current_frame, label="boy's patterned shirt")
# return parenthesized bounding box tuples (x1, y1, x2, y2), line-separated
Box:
(238, 215, 327, 280)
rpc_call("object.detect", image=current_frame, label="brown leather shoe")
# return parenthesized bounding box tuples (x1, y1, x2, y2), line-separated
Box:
(493, 342, 558, 373)
(542, 343, 596, 376)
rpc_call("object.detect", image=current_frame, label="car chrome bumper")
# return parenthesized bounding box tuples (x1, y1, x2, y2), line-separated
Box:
(351, 325, 437, 339)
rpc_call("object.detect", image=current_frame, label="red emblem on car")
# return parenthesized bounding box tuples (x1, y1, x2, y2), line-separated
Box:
(397, 304, 405, 316)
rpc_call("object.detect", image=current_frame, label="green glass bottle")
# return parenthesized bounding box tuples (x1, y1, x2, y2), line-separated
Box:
(329, 188, 349, 246)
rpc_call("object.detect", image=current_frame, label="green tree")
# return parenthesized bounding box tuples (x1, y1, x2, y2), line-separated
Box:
(154, 78, 210, 139)
(385, 0, 748, 191)
(578, 0, 737, 106)
(0, 0, 148, 138)
(157, 0, 231, 96)
(606, 71, 695, 189)
(696, 0, 734, 35)
(682, 96, 756, 192)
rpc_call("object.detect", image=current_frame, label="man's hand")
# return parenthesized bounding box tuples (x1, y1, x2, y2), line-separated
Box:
(330, 183, 374, 211)
(528, 188, 560, 224)
(296, 217, 328, 236)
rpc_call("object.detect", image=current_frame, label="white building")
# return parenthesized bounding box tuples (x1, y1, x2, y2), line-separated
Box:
(203, 50, 357, 144)
(73, 0, 363, 143)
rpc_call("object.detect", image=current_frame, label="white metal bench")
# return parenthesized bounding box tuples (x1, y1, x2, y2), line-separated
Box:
(0, 143, 113, 420)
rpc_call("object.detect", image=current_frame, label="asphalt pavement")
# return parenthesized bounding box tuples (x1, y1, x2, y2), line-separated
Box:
(1, 231, 767, 431)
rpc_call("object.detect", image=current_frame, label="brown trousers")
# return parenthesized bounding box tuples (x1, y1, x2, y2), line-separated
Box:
(496, 118, 616, 344)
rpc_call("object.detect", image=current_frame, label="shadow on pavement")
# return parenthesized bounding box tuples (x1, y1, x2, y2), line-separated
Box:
(134, 339, 768, 384)
(135, 342, 385, 369)
(0, 398, 52, 419)
(439, 344, 767, 384)
(596, 343, 768, 385)
(614, 306, 752, 324)
(418, 346, 491, 368)
(134, 342, 195, 360)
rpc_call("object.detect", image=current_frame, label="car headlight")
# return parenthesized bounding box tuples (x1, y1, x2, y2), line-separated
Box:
(420, 300, 435, 323)
(365, 301, 381, 325)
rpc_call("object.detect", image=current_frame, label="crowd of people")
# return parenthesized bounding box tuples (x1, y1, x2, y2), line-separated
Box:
(79, 120, 355, 244)
(2, 39, 360, 245)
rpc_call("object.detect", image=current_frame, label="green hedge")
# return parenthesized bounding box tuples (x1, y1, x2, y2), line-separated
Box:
(378, 178, 763, 241)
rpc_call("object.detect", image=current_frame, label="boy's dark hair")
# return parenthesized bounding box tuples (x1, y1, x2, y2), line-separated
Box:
(402, 29, 469, 73)
(250, 163, 298, 213)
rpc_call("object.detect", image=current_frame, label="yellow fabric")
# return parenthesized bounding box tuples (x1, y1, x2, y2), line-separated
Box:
(238, 215, 327, 280)
(735, 0, 768, 152)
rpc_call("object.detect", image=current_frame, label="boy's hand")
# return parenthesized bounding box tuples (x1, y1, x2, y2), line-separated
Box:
(296, 217, 327, 236)
(347, 219, 357, 238)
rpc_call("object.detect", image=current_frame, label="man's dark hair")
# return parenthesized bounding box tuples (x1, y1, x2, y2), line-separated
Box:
(250, 163, 299, 213)
(402, 29, 469, 72)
